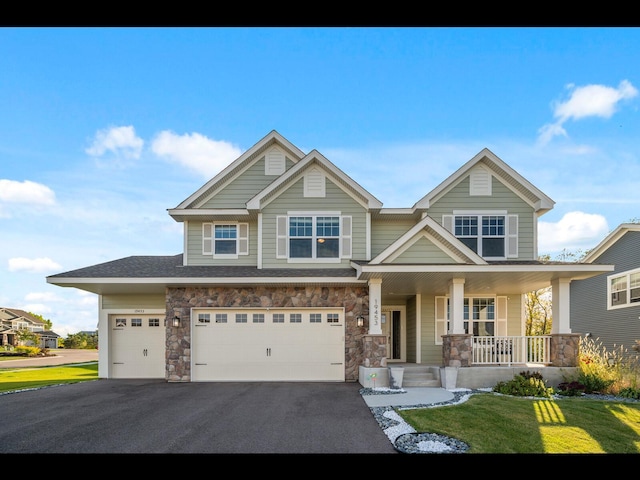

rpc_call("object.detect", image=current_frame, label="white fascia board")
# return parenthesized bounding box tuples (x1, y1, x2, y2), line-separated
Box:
(582, 224, 640, 262)
(247, 151, 383, 211)
(358, 263, 615, 275)
(47, 276, 364, 286)
(168, 209, 250, 218)
(370, 215, 486, 265)
(174, 130, 305, 209)
(413, 148, 555, 212)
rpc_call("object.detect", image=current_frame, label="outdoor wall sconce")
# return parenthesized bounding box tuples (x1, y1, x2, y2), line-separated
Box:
(356, 315, 365, 328)
(173, 316, 181, 327)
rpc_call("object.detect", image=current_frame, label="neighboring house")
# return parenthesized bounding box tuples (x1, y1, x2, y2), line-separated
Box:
(46, 130, 613, 388)
(571, 223, 640, 357)
(0, 308, 60, 349)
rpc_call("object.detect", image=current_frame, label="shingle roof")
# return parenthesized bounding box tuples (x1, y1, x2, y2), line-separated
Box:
(47, 254, 359, 279)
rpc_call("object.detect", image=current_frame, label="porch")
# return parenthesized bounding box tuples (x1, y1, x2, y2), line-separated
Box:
(359, 334, 578, 390)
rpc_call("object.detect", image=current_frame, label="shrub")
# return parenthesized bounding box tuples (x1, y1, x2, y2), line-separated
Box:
(556, 381, 586, 396)
(493, 370, 554, 398)
(15, 346, 41, 357)
(618, 387, 640, 400)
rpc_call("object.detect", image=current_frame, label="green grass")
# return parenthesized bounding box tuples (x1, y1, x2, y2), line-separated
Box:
(0, 363, 98, 393)
(398, 392, 640, 453)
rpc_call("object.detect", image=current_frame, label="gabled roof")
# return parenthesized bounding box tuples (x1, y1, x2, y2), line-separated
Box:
(170, 130, 306, 213)
(0, 308, 45, 325)
(369, 215, 486, 265)
(582, 223, 640, 262)
(412, 148, 555, 214)
(246, 149, 383, 211)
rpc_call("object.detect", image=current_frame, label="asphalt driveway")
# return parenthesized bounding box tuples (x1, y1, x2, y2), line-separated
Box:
(0, 379, 398, 454)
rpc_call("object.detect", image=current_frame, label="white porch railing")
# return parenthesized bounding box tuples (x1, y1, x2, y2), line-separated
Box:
(472, 336, 551, 365)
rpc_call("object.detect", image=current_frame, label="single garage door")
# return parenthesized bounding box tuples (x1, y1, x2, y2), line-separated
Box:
(110, 314, 166, 379)
(191, 308, 345, 382)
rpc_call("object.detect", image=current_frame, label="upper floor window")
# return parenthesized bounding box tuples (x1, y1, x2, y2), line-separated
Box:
(609, 268, 640, 309)
(276, 213, 351, 262)
(290, 216, 339, 258)
(443, 212, 518, 259)
(203, 223, 249, 258)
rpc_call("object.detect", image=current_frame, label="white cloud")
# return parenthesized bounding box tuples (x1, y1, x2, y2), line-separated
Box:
(8, 257, 62, 273)
(25, 292, 63, 302)
(0, 179, 56, 205)
(151, 130, 242, 178)
(86, 125, 144, 159)
(538, 211, 609, 255)
(538, 80, 638, 145)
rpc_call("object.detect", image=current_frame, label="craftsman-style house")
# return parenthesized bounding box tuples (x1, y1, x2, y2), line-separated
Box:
(0, 308, 60, 349)
(47, 130, 613, 388)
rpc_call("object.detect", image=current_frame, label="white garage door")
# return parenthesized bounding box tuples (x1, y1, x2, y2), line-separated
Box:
(110, 315, 166, 379)
(191, 308, 345, 382)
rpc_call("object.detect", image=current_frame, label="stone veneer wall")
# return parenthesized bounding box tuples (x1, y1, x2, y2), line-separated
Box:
(550, 333, 580, 367)
(165, 285, 369, 382)
(441, 334, 473, 367)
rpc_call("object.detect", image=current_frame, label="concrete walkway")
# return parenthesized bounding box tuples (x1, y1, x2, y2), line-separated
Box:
(361, 387, 455, 407)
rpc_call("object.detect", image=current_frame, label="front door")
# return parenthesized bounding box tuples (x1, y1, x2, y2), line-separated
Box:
(382, 307, 406, 362)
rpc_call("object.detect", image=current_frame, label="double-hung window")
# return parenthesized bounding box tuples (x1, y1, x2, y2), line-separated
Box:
(608, 268, 640, 309)
(289, 216, 339, 258)
(203, 223, 249, 258)
(443, 212, 517, 259)
(277, 212, 351, 262)
(435, 295, 507, 343)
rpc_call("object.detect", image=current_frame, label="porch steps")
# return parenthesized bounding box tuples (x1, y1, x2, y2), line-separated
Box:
(400, 365, 441, 388)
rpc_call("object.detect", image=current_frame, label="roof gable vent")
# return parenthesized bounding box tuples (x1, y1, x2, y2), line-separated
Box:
(470, 165, 491, 196)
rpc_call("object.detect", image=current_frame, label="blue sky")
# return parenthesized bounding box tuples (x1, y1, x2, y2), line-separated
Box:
(1, 27, 639, 338)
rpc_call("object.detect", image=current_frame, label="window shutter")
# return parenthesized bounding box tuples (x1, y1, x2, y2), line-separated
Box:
(435, 296, 447, 344)
(341, 216, 352, 258)
(238, 223, 249, 255)
(442, 215, 454, 234)
(496, 296, 508, 336)
(276, 216, 287, 258)
(203, 223, 212, 255)
(507, 214, 518, 258)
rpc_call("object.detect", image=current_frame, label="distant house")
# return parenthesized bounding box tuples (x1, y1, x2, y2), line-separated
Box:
(571, 223, 640, 357)
(0, 308, 61, 349)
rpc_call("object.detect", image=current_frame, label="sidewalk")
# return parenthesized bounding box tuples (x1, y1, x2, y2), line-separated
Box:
(361, 387, 455, 407)
(0, 349, 98, 369)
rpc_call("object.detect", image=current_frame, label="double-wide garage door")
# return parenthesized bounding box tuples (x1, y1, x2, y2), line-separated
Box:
(192, 308, 345, 382)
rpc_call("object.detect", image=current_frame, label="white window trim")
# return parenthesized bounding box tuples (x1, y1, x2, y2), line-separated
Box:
(203, 222, 249, 258)
(607, 267, 640, 310)
(277, 211, 350, 263)
(445, 210, 516, 260)
(435, 295, 506, 344)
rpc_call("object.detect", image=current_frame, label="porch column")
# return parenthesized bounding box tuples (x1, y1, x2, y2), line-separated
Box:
(551, 278, 571, 334)
(368, 278, 383, 335)
(449, 278, 465, 334)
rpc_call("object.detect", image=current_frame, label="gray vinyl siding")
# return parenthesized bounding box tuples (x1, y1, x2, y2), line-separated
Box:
(101, 294, 165, 309)
(571, 231, 640, 355)
(428, 176, 535, 260)
(419, 294, 441, 364)
(261, 176, 367, 269)
(406, 298, 417, 363)
(391, 236, 458, 264)
(199, 156, 295, 209)
(186, 220, 258, 266)
(370, 219, 416, 258)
